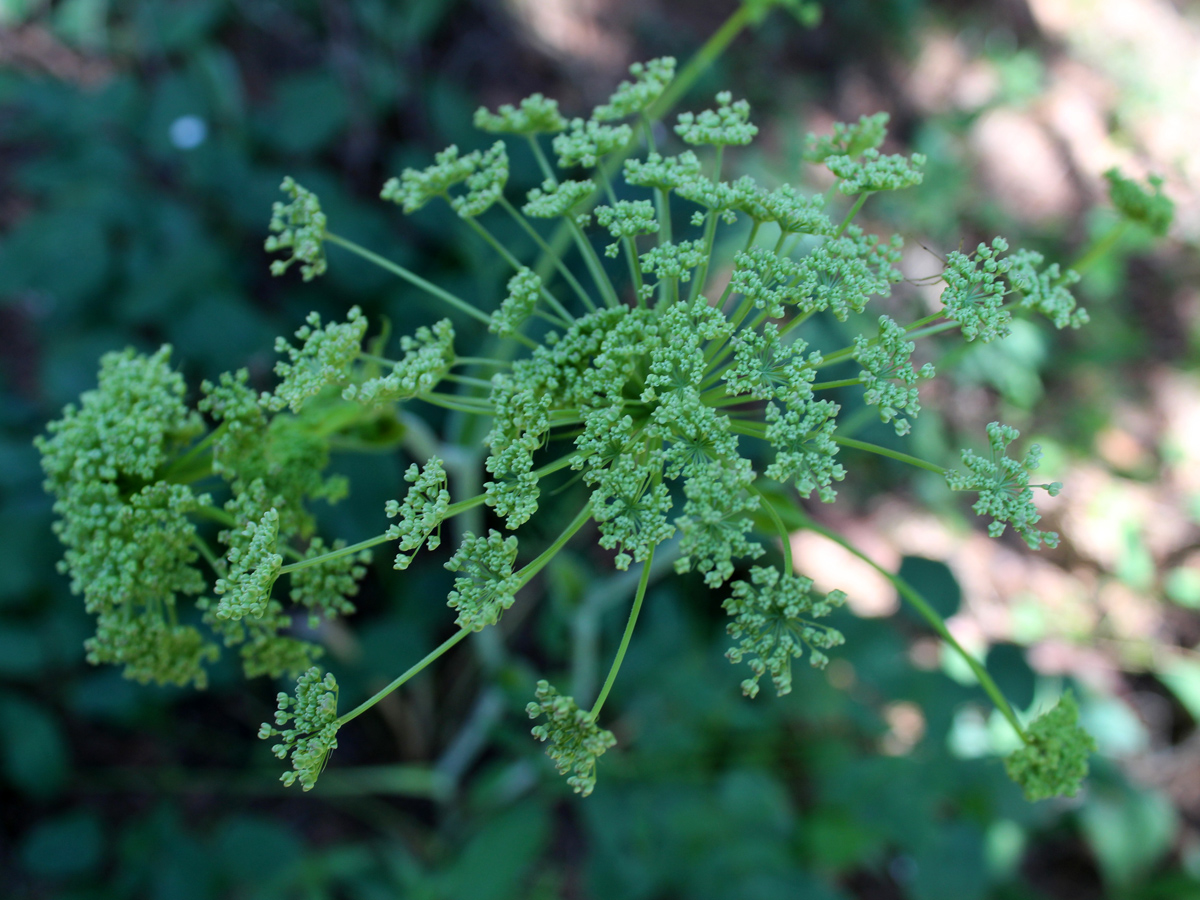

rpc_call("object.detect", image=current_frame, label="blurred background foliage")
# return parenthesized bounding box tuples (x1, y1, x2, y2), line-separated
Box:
(2, 0, 1199, 897)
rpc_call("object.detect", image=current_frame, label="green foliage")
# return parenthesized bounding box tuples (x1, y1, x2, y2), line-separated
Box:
(1005, 692, 1097, 801)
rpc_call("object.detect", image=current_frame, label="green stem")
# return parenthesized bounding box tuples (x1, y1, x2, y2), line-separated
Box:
(325, 232, 505, 334)
(279, 533, 394, 575)
(420, 392, 495, 415)
(590, 545, 656, 716)
(791, 510, 1027, 742)
(1070, 220, 1129, 275)
(192, 534, 222, 571)
(749, 483, 792, 576)
(687, 210, 720, 305)
(526, 134, 556, 184)
(462, 214, 580, 328)
(193, 505, 238, 527)
(568, 216, 622, 308)
(336, 628, 470, 726)
(498, 196, 593, 314)
(830, 435, 947, 475)
(442, 373, 497, 390)
(162, 423, 226, 483)
(834, 192, 870, 238)
(811, 377, 863, 391)
(513, 501, 593, 591)
(644, 3, 755, 122)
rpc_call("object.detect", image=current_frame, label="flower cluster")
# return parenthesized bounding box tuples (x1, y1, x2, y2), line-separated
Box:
(385, 457, 451, 570)
(259, 667, 342, 791)
(854, 315, 936, 435)
(1104, 167, 1174, 237)
(527, 680, 617, 797)
(940, 237, 1013, 342)
(724, 566, 846, 698)
(343, 319, 454, 406)
(945, 422, 1061, 549)
(265, 177, 328, 281)
(445, 530, 521, 631)
(39, 45, 1102, 801)
(267, 307, 368, 413)
(1005, 692, 1096, 801)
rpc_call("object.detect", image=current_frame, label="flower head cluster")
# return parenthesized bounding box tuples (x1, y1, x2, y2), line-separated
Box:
(265, 177, 327, 281)
(213, 507, 283, 621)
(674, 91, 757, 146)
(674, 458, 763, 588)
(794, 226, 903, 320)
(527, 680, 617, 797)
(259, 667, 341, 791)
(594, 200, 659, 257)
(385, 457, 451, 570)
(945, 422, 1061, 549)
(202, 370, 347, 535)
(1007, 249, 1088, 330)
(445, 530, 521, 631)
(736, 181, 832, 235)
(266, 307, 367, 413)
(1104, 167, 1174, 236)
(474, 93, 567, 135)
(729, 248, 804, 318)
(624, 150, 702, 192)
(593, 57, 676, 121)
(1005, 692, 1096, 801)
(491, 268, 543, 336)
(40, 53, 1097, 803)
(803, 112, 889, 163)
(449, 141, 509, 218)
(854, 315, 936, 435)
(36, 347, 215, 688)
(827, 148, 926, 194)
(639, 239, 707, 282)
(940, 237, 1012, 342)
(764, 399, 844, 502)
(553, 118, 633, 169)
(343, 319, 454, 406)
(384, 148, 496, 218)
(522, 178, 596, 220)
(726, 326, 820, 404)
(724, 565, 846, 698)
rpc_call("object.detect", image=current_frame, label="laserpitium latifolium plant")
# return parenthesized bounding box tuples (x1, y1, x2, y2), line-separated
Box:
(39, 0, 1172, 800)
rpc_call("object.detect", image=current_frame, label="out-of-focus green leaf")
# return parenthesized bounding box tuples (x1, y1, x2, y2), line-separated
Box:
(20, 809, 104, 879)
(0, 692, 69, 797)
